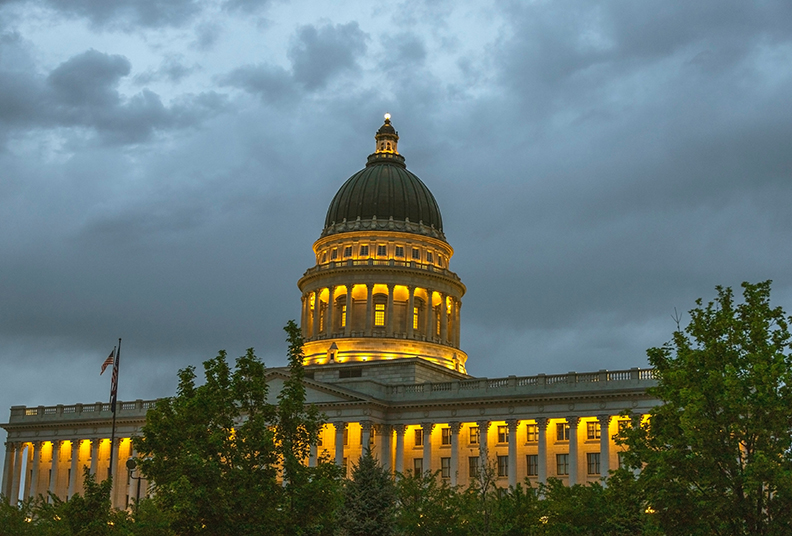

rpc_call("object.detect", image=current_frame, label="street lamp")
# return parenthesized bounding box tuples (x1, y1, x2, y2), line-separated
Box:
(126, 458, 144, 508)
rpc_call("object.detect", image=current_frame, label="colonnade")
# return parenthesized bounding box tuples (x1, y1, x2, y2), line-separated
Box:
(300, 284, 461, 347)
(1, 438, 146, 507)
(311, 415, 625, 487)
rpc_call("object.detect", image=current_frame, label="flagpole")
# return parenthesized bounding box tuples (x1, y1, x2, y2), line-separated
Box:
(108, 338, 121, 480)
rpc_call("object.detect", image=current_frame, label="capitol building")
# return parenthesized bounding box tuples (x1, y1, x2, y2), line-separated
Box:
(2, 117, 658, 508)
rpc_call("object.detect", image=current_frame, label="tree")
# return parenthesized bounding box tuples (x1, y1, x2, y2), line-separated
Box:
(337, 449, 397, 536)
(619, 281, 792, 536)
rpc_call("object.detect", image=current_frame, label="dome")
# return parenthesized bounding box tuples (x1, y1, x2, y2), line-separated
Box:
(322, 117, 445, 240)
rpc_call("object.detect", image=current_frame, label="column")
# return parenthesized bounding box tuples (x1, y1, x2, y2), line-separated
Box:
(507, 419, 518, 488)
(477, 420, 490, 472)
(49, 440, 61, 499)
(449, 422, 460, 486)
(344, 285, 353, 336)
(309, 443, 318, 467)
(598, 414, 611, 481)
(386, 284, 395, 336)
(537, 418, 548, 485)
(380, 425, 392, 471)
(10, 443, 25, 503)
(406, 286, 415, 338)
(567, 417, 580, 486)
(440, 293, 448, 343)
(89, 440, 99, 475)
(312, 290, 321, 338)
(360, 421, 372, 458)
(334, 422, 345, 466)
(394, 425, 405, 474)
(454, 299, 462, 347)
(425, 289, 434, 340)
(326, 286, 335, 336)
(421, 422, 434, 476)
(300, 293, 310, 339)
(68, 440, 79, 498)
(29, 441, 41, 498)
(2, 442, 15, 501)
(365, 284, 373, 335)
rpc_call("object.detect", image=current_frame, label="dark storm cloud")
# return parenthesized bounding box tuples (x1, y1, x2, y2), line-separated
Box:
(11, 0, 204, 29)
(288, 22, 368, 90)
(0, 47, 226, 145)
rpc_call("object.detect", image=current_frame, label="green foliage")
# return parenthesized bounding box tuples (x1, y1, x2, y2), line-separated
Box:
(338, 449, 397, 536)
(395, 471, 469, 536)
(0, 496, 38, 536)
(619, 281, 792, 536)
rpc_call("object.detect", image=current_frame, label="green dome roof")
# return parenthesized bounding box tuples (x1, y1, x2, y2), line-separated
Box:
(321, 117, 445, 241)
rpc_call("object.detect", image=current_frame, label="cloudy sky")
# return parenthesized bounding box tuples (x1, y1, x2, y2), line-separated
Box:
(2, 0, 792, 448)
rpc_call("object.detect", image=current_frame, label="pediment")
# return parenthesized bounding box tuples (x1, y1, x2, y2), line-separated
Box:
(265, 371, 373, 405)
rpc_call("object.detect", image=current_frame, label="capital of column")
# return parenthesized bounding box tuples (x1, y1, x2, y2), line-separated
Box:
(420, 422, 435, 434)
(393, 424, 406, 436)
(566, 416, 580, 428)
(449, 421, 461, 434)
(597, 414, 612, 425)
(505, 419, 519, 432)
(333, 421, 347, 430)
(536, 417, 549, 431)
(360, 420, 373, 433)
(476, 420, 491, 432)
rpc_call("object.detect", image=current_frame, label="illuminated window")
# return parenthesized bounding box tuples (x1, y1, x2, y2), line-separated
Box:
(556, 423, 570, 441)
(441, 427, 452, 445)
(426, 251, 433, 263)
(395, 246, 404, 257)
(526, 424, 539, 442)
(413, 458, 423, 475)
(497, 456, 508, 477)
(414, 428, 424, 447)
(587, 453, 600, 475)
(438, 255, 444, 267)
(587, 422, 601, 440)
(556, 454, 569, 475)
(375, 303, 385, 326)
(469, 426, 479, 445)
(412, 248, 420, 260)
(377, 244, 387, 256)
(343, 428, 348, 446)
(331, 248, 338, 260)
(341, 305, 347, 327)
(360, 245, 369, 256)
(321, 252, 327, 263)
(497, 426, 509, 443)
(413, 306, 419, 330)
(468, 456, 479, 479)
(343, 246, 352, 257)
(526, 454, 538, 476)
(441, 457, 451, 478)
(436, 310, 441, 335)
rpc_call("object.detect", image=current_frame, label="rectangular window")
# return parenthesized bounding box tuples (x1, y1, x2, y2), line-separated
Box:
(344, 246, 352, 257)
(497, 455, 509, 477)
(413, 458, 423, 476)
(322, 252, 327, 263)
(497, 425, 509, 444)
(412, 248, 420, 260)
(374, 303, 385, 326)
(469, 426, 480, 445)
(436, 311, 441, 335)
(426, 251, 434, 263)
(526, 454, 539, 476)
(413, 306, 419, 330)
(526, 423, 538, 442)
(556, 422, 570, 441)
(468, 456, 480, 479)
(360, 245, 369, 256)
(343, 428, 348, 446)
(441, 457, 451, 479)
(341, 305, 347, 327)
(587, 422, 601, 440)
(395, 246, 404, 257)
(441, 427, 452, 445)
(587, 453, 601, 475)
(415, 428, 424, 447)
(331, 248, 338, 260)
(556, 454, 569, 476)
(377, 244, 387, 256)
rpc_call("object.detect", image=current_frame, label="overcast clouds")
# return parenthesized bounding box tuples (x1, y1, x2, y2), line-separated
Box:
(2, 0, 792, 453)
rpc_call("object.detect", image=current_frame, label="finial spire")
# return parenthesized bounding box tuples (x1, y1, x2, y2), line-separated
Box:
(375, 113, 399, 154)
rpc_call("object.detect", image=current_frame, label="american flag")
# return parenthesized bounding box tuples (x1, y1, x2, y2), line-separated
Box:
(100, 349, 115, 375)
